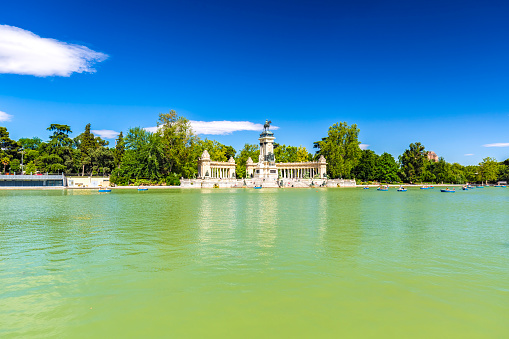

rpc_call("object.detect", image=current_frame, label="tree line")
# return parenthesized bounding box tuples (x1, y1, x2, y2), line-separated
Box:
(1, 111, 508, 185)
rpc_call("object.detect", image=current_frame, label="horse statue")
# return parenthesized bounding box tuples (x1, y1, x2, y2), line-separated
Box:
(263, 120, 272, 131)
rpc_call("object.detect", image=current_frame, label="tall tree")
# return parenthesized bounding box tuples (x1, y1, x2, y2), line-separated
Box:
(74, 124, 109, 175)
(0, 127, 21, 157)
(314, 122, 361, 179)
(433, 157, 452, 183)
(114, 131, 125, 169)
(111, 127, 165, 184)
(376, 152, 400, 182)
(1, 156, 10, 173)
(47, 124, 73, 148)
(479, 157, 499, 183)
(157, 110, 198, 176)
(399, 142, 427, 183)
(352, 149, 378, 181)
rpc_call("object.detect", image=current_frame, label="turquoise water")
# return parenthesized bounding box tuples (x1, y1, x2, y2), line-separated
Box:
(1, 187, 508, 337)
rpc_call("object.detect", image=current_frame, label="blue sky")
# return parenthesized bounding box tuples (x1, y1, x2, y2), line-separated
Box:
(1, 0, 508, 165)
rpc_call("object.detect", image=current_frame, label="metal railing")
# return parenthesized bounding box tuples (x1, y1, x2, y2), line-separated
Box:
(0, 174, 65, 180)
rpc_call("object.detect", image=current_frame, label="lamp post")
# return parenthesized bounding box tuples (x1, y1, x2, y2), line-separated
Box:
(19, 149, 25, 174)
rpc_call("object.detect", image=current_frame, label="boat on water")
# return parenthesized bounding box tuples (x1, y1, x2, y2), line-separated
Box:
(138, 187, 148, 191)
(254, 185, 262, 189)
(98, 188, 111, 193)
(441, 188, 455, 193)
(462, 186, 468, 191)
(420, 185, 433, 189)
(363, 186, 369, 189)
(397, 188, 407, 192)
(377, 186, 389, 191)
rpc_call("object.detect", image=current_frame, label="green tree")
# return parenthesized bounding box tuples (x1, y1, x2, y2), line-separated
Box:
(10, 159, 20, 173)
(1, 156, 10, 173)
(235, 144, 259, 178)
(47, 124, 73, 148)
(0, 127, 21, 158)
(296, 146, 310, 162)
(274, 144, 298, 163)
(35, 154, 66, 173)
(421, 160, 436, 183)
(74, 124, 109, 175)
(111, 127, 164, 184)
(18, 137, 42, 150)
(90, 147, 114, 175)
(222, 145, 236, 160)
(25, 161, 37, 174)
(399, 142, 427, 183)
(352, 149, 378, 181)
(376, 152, 400, 182)
(157, 110, 198, 176)
(113, 131, 125, 169)
(451, 163, 466, 184)
(479, 157, 499, 184)
(433, 157, 452, 183)
(314, 122, 361, 179)
(197, 139, 228, 162)
(464, 165, 480, 183)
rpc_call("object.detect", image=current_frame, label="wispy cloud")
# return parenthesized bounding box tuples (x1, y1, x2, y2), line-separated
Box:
(92, 129, 119, 139)
(144, 120, 279, 135)
(191, 120, 278, 135)
(359, 144, 369, 150)
(464, 153, 474, 156)
(0, 25, 108, 77)
(144, 126, 159, 133)
(0, 110, 13, 122)
(483, 143, 509, 147)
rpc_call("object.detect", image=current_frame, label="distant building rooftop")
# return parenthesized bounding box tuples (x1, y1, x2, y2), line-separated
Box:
(427, 151, 438, 162)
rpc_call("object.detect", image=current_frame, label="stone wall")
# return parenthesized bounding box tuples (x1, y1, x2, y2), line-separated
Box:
(180, 178, 356, 188)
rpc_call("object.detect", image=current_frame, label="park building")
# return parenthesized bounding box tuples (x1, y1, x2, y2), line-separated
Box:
(427, 151, 438, 162)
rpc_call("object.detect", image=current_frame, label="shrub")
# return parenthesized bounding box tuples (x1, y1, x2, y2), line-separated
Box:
(166, 173, 181, 186)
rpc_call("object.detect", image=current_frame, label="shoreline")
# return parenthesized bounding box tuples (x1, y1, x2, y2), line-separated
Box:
(0, 183, 471, 190)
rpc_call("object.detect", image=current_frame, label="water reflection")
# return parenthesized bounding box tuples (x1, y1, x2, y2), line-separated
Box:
(320, 189, 362, 263)
(197, 189, 279, 267)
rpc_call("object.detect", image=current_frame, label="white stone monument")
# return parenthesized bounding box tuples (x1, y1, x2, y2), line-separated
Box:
(253, 120, 278, 180)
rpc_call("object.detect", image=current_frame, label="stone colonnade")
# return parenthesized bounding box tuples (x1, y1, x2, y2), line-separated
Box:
(197, 150, 236, 179)
(208, 165, 235, 179)
(246, 155, 327, 179)
(278, 167, 320, 179)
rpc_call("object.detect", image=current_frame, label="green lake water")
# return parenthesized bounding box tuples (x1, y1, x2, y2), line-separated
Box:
(1, 187, 508, 338)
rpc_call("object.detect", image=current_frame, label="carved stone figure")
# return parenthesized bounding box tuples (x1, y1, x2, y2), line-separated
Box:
(263, 120, 272, 131)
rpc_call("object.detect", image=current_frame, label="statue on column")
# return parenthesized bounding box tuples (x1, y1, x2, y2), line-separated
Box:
(263, 120, 272, 132)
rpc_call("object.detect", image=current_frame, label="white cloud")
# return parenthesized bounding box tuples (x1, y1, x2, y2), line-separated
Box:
(92, 129, 119, 139)
(464, 154, 474, 156)
(191, 120, 278, 135)
(144, 126, 159, 133)
(0, 25, 108, 77)
(359, 144, 369, 150)
(0, 110, 13, 122)
(483, 143, 509, 148)
(144, 120, 279, 135)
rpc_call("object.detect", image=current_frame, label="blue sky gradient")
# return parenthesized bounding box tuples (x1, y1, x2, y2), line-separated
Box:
(1, 0, 508, 164)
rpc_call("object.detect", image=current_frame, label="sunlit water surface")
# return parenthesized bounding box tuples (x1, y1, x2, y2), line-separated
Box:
(1, 188, 508, 338)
